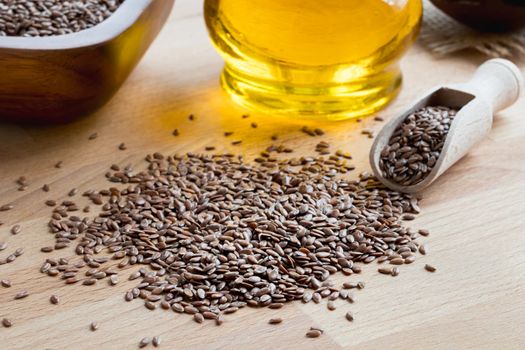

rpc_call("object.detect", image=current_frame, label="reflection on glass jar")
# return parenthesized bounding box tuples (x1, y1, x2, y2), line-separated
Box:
(204, 0, 422, 120)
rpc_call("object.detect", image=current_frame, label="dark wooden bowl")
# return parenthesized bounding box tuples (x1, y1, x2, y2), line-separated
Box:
(0, 0, 175, 123)
(431, 0, 525, 32)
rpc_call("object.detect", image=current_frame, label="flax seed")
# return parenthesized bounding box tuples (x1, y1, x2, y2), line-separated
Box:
(193, 313, 204, 323)
(50, 294, 60, 304)
(424, 264, 436, 272)
(152, 336, 161, 347)
(1, 279, 11, 288)
(306, 329, 322, 338)
(2, 318, 12, 328)
(14, 290, 29, 299)
(11, 225, 21, 235)
(139, 337, 151, 348)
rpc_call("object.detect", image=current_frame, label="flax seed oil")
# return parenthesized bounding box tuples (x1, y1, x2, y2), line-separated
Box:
(204, 0, 422, 120)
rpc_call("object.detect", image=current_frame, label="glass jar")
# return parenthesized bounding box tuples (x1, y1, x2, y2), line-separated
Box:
(204, 0, 422, 120)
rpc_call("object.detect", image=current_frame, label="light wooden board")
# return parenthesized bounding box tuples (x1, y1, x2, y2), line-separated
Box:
(1, 1, 524, 349)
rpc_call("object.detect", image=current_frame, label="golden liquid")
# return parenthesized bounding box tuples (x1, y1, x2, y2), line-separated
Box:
(204, 0, 422, 120)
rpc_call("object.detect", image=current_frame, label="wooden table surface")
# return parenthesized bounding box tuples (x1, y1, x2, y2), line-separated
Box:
(1, 1, 524, 349)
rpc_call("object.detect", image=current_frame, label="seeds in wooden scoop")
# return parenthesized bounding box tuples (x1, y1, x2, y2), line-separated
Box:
(379, 106, 458, 186)
(0, 0, 125, 37)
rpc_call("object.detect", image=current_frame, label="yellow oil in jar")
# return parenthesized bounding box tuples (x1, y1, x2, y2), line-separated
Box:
(204, 0, 422, 120)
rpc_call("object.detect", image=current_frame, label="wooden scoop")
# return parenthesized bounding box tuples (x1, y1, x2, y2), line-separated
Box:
(370, 59, 523, 193)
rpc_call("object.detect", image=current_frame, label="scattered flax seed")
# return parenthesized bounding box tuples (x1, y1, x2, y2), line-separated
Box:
(39, 151, 424, 322)
(83, 279, 96, 286)
(0, 204, 14, 211)
(224, 131, 233, 137)
(188, 114, 195, 121)
(90, 321, 99, 331)
(55, 161, 63, 169)
(83, 206, 91, 213)
(193, 313, 204, 323)
(68, 188, 78, 197)
(300, 126, 316, 136)
(139, 337, 151, 348)
(2, 318, 12, 328)
(16, 176, 27, 186)
(327, 301, 336, 311)
(251, 122, 258, 128)
(242, 114, 249, 119)
(41, 246, 53, 253)
(268, 318, 283, 325)
(425, 264, 437, 273)
(215, 314, 224, 326)
(419, 229, 430, 236)
(402, 214, 415, 221)
(50, 294, 60, 305)
(357, 282, 365, 289)
(45, 200, 56, 207)
(231, 140, 242, 145)
(42, 184, 50, 192)
(419, 244, 428, 255)
(374, 116, 385, 122)
(271, 134, 278, 141)
(118, 143, 127, 150)
(88, 133, 98, 140)
(152, 336, 161, 347)
(110, 275, 119, 285)
(14, 290, 29, 299)
(11, 225, 21, 235)
(378, 267, 392, 275)
(205, 146, 216, 151)
(14, 248, 23, 257)
(314, 128, 325, 136)
(306, 329, 322, 338)
(0, 242, 7, 251)
(342, 282, 357, 289)
(1, 279, 11, 288)
(345, 311, 354, 322)
(129, 271, 141, 280)
(172, 129, 179, 137)
(391, 267, 400, 277)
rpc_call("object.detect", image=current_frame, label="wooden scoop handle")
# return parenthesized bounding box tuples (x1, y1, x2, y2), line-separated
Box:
(458, 59, 523, 113)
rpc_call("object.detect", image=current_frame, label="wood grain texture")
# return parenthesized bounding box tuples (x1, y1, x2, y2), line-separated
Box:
(1, 1, 524, 349)
(0, 0, 174, 123)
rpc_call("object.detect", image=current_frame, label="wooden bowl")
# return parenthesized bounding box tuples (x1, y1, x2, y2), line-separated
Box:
(430, 0, 525, 32)
(0, 0, 175, 123)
